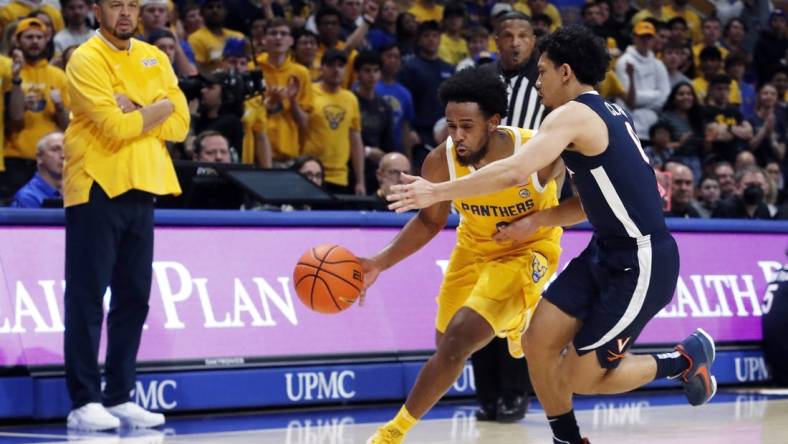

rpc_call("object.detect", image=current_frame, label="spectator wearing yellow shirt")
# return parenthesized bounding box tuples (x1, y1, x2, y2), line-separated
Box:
(408, 0, 443, 23)
(0, 0, 64, 34)
(187, 0, 244, 72)
(315, 6, 361, 89)
(62, 0, 188, 430)
(437, 2, 468, 65)
(692, 46, 741, 105)
(303, 49, 365, 195)
(663, 0, 702, 43)
(293, 27, 321, 82)
(0, 51, 25, 178)
(256, 18, 312, 163)
(5, 18, 69, 193)
(692, 16, 728, 77)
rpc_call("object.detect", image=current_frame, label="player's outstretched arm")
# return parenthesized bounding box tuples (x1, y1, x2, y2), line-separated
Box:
(493, 196, 587, 243)
(359, 144, 452, 290)
(388, 106, 578, 212)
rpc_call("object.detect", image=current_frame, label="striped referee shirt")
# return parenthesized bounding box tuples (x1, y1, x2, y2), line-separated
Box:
(483, 56, 546, 131)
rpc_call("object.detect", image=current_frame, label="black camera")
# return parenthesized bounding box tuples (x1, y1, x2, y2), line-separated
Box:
(179, 70, 266, 112)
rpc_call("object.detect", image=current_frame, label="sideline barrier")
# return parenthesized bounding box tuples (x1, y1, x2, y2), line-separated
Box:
(0, 210, 784, 419)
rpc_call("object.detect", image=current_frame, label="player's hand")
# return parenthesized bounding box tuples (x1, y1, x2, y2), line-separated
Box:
(387, 174, 438, 212)
(492, 213, 541, 243)
(357, 257, 383, 306)
(115, 93, 138, 113)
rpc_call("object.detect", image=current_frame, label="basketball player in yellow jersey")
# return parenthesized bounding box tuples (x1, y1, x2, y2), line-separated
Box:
(363, 66, 565, 444)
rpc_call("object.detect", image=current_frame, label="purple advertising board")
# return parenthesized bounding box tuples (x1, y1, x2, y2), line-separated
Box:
(0, 226, 783, 367)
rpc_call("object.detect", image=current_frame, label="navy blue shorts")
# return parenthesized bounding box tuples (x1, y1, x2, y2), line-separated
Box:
(543, 233, 680, 368)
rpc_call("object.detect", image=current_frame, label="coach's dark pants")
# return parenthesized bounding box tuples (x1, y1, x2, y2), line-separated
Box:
(64, 184, 155, 409)
(471, 338, 531, 407)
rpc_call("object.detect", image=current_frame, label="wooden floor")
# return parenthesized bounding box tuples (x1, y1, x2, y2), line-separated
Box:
(3, 390, 788, 444)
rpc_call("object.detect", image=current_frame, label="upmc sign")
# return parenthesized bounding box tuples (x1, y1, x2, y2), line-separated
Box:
(0, 226, 783, 367)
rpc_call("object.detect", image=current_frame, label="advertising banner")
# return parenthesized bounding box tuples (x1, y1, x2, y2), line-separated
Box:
(0, 226, 783, 367)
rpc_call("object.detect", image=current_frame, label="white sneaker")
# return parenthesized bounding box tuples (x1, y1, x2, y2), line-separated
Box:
(106, 402, 165, 428)
(67, 403, 121, 431)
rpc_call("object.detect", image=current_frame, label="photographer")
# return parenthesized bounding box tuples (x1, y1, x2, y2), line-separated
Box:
(221, 38, 271, 167)
(191, 71, 244, 161)
(712, 165, 773, 219)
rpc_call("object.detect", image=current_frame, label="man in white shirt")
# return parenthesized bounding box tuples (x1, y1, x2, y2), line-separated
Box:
(54, 0, 92, 53)
(616, 20, 671, 139)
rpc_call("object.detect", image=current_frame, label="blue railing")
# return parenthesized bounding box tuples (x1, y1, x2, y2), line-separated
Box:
(1, 208, 787, 233)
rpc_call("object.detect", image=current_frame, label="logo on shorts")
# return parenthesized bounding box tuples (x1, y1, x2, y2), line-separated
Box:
(531, 251, 548, 283)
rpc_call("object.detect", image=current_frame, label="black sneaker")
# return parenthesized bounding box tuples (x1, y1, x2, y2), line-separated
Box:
(496, 395, 527, 423)
(475, 399, 500, 421)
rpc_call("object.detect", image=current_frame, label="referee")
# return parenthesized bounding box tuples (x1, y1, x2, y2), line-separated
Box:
(62, 0, 188, 431)
(473, 11, 546, 423)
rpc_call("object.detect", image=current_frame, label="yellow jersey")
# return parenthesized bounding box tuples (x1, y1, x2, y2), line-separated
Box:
(255, 53, 314, 159)
(188, 26, 245, 72)
(64, 34, 188, 207)
(662, 5, 702, 43)
(447, 126, 562, 256)
(438, 34, 468, 66)
(302, 83, 360, 186)
(6, 59, 68, 160)
(0, 55, 13, 171)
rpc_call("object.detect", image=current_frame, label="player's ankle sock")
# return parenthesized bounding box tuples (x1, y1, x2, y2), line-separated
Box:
(387, 405, 417, 433)
(653, 351, 690, 379)
(547, 410, 582, 444)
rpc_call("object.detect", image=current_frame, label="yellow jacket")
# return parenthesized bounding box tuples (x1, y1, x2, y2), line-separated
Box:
(63, 33, 188, 207)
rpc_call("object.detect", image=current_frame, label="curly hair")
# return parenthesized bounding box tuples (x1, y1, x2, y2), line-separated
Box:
(537, 25, 610, 86)
(438, 66, 508, 119)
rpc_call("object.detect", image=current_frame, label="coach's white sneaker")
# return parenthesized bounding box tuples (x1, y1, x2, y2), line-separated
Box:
(106, 402, 165, 428)
(67, 403, 121, 431)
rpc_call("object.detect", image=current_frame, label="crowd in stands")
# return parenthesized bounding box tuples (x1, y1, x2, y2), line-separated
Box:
(0, 0, 785, 219)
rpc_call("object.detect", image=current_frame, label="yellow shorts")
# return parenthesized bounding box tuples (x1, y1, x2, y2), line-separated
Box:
(435, 239, 561, 336)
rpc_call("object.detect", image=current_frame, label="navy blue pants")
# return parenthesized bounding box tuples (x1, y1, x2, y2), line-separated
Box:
(64, 184, 155, 408)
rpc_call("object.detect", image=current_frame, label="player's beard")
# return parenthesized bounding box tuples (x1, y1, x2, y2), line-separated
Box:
(456, 134, 490, 167)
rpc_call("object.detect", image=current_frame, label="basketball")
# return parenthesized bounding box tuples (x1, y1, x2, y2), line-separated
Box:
(293, 244, 364, 314)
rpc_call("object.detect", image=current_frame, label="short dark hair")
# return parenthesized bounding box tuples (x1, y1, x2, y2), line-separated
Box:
(417, 19, 441, 37)
(667, 16, 688, 29)
(354, 50, 382, 71)
(724, 52, 747, 70)
(379, 42, 399, 54)
(316, 6, 341, 25)
(709, 74, 732, 87)
(438, 66, 508, 119)
(531, 12, 553, 26)
(649, 121, 674, 140)
(443, 2, 465, 19)
(496, 11, 531, 29)
(538, 25, 610, 86)
(290, 155, 324, 175)
(148, 28, 176, 45)
(292, 27, 318, 44)
(699, 46, 722, 61)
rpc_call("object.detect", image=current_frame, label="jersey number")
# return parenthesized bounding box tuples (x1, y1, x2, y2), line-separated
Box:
(624, 121, 649, 164)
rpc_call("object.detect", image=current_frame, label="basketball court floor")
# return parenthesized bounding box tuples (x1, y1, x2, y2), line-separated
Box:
(1, 389, 786, 444)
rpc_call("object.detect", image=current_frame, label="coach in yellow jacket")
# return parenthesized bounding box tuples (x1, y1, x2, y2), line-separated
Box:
(62, 0, 188, 432)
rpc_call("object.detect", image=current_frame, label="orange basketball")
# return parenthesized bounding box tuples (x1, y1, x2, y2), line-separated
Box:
(293, 244, 364, 314)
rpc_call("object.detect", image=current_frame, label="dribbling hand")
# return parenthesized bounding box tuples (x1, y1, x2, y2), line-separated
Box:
(357, 257, 383, 307)
(386, 174, 439, 212)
